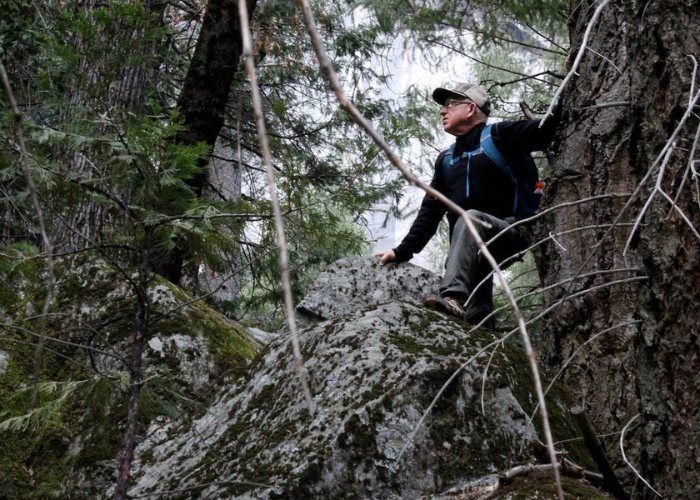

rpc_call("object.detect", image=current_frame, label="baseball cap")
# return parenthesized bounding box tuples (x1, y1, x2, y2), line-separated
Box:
(432, 83, 491, 116)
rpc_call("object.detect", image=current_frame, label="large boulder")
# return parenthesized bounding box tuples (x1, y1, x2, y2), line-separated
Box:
(128, 257, 606, 499)
(296, 255, 442, 321)
(0, 255, 611, 499)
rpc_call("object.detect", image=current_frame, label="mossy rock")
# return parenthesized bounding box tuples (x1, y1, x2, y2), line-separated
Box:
(0, 252, 261, 499)
(128, 297, 594, 500)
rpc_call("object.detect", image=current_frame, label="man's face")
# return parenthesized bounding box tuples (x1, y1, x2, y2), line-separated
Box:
(439, 98, 477, 136)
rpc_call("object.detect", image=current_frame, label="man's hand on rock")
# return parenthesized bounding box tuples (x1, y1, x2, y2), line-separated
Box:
(374, 249, 396, 266)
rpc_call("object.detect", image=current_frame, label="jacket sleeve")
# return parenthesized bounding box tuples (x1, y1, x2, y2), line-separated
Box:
(392, 151, 449, 263)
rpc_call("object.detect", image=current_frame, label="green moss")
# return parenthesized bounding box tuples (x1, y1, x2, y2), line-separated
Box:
(388, 333, 425, 355)
(337, 412, 383, 467)
(495, 347, 595, 470)
(494, 470, 613, 499)
(0, 253, 260, 498)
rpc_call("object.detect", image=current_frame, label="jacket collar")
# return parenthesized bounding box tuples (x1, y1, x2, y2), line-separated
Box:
(453, 122, 487, 157)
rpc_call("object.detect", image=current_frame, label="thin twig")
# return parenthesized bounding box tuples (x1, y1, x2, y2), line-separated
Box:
(429, 37, 556, 86)
(536, 321, 641, 416)
(694, 161, 700, 210)
(657, 185, 700, 239)
(623, 143, 676, 256)
(0, 337, 124, 393)
(585, 46, 623, 74)
(689, 55, 698, 108)
(542, 0, 613, 125)
(1, 320, 128, 361)
(486, 193, 634, 246)
(624, 142, 700, 256)
(667, 55, 700, 216)
(522, 277, 648, 333)
(579, 101, 630, 110)
(0, 59, 56, 408)
(238, 0, 314, 414)
(667, 124, 700, 217)
(481, 342, 502, 416)
(620, 414, 663, 498)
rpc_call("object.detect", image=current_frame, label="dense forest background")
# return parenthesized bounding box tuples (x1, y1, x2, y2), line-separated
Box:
(2, 0, 700, 498)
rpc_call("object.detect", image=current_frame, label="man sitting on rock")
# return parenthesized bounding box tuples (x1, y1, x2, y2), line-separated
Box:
(375, 83, 563, 330)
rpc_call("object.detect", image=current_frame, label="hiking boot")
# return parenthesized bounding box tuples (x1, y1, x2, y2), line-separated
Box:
(425, 294, 467, 321)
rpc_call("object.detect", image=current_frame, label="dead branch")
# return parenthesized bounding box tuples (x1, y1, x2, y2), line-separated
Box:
(238, 0, 314, 413)
(542, 0, 613, 125)
(620, 414, 663, 498)
(499, 459, 604, 485)
(0, 59, 56, 408)
(571, 406, 629, 500)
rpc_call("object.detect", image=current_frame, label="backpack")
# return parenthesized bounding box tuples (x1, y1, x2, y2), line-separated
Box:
(441, 124, 543, 220)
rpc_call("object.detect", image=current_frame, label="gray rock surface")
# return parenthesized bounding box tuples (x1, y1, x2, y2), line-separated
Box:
(296, 256, 442, 321)
(0, 350, 8, 376)
(129, 257, 544, 499)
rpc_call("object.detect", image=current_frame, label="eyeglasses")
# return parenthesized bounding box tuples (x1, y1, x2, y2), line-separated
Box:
(441, 98, 473, 109)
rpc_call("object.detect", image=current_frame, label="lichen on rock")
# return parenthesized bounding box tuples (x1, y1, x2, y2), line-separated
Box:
(128, 257, 601, 499)
(1, 255, 609, 499)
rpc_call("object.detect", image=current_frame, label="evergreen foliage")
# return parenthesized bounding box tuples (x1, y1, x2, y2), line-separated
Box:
(1, 0, 572, 495)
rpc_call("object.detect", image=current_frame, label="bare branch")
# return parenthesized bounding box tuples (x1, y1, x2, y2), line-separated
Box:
(579, 101, 630, 111)
(624, 143, 676, 256)
(542, 0, 613, 125)
(0, 59, 56, 408)
(667, 55, 700, 215)
(620, 414, 663, 498)
(585, 46, 623, 74)
(625, 142, 700, 258)
(539, 321, 641, 408)
(238, 0, 313, 413)
(481, 342, 502, 416)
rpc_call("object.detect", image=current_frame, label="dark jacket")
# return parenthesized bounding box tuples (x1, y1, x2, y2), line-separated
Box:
(393, 109, 562, 263)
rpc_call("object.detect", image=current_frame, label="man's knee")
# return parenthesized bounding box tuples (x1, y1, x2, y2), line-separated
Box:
(455, 210, 489, 237)
(465, 209, 488, 224)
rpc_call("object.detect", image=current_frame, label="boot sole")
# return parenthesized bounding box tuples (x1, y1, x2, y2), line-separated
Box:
(425, 294, 467, 321)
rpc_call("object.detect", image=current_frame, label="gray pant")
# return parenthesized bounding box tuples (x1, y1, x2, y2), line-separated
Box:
(440, 210, 529, 320)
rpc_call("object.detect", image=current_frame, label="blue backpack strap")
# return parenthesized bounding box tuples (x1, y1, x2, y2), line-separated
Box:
(479, 125, 516, 183)
(480, 124, 543, 219)
(441, 144, 456, 177)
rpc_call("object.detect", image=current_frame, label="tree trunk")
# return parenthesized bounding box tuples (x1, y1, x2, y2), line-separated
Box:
(50, 0, 167, 251)
(155, 0, 258, 285)
(537, 1, 700, 498)
(114, 226, 152, 500)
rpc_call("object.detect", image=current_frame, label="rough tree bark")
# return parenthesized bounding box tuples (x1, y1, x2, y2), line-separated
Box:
(537, 1, 700, 498)
(53, 0, 166, 250)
